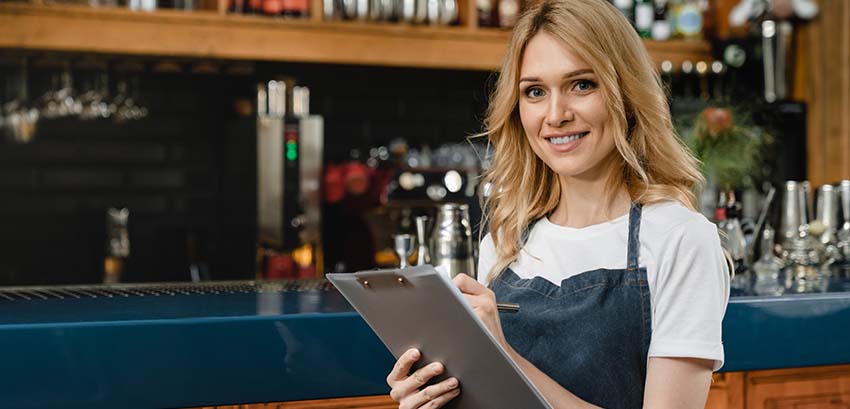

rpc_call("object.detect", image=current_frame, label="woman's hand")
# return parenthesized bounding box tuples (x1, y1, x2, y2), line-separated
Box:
(386, 348, 461, 409)
(452, 274, 510, 351)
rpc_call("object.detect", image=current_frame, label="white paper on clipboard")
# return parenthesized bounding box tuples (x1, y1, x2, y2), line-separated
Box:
(327, 265, 552, 409)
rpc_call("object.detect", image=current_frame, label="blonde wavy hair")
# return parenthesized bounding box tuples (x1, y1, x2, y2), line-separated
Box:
(479, 0, 705, 281)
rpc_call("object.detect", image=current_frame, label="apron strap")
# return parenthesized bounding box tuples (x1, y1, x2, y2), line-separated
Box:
(626, 203, 643, 271)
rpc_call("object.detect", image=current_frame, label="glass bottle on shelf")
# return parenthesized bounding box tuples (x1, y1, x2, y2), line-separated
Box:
(611, 0, 635, 26)
(714, 190, 727, 229)
(634, 0, 654, 38)
(752, 224, 785, 296)
(104, 208, 130, 285)
(724, 192, 750, 294)
(497, 0, 519, 28)
(651, 0, 672, 41)
(477, 0, 496, 27)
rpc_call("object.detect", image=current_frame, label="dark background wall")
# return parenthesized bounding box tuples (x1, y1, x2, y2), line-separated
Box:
(0, 62, 491, 286)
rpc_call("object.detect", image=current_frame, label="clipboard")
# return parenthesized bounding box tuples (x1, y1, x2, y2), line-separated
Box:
(327, 265, 552, 409)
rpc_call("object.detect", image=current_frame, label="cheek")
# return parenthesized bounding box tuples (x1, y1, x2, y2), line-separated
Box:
(576, 94, 610, 127)
(519, 103, 541, 139)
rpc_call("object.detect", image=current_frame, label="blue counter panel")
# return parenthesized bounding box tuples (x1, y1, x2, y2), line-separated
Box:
(1, 282, 849, 408)
(0, 287, 396, 409)
(722, 292, 850, 372)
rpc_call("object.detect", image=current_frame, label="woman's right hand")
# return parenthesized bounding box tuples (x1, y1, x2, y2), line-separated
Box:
(387, 348, 461, 409)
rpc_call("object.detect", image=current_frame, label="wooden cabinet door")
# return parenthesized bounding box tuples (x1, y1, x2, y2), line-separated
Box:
(746, 364, 850, 409)
(706, 372, 745, 409)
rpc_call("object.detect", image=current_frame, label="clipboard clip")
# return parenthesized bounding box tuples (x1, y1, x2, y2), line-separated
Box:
(357, 274, 410, 289)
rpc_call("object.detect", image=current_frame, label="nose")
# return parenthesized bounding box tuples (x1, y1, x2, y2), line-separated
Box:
(544, 93, 574, 128)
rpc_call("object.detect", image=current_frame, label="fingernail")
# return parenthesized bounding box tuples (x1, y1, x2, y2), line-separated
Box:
(448, 378, 458, 387)
(411, 349, 419, 359)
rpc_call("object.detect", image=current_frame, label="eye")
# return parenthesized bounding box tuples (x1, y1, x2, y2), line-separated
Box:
(573, 79, 597, 93)
(524, 86, 545, 99)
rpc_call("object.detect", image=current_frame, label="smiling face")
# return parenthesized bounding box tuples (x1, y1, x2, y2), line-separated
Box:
(518, 31, 619, 182)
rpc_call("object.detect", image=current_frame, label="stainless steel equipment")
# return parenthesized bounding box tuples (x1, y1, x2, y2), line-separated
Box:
(814, 184, 840, 246)
(257, 79, 324, 275)
(393, 234, 415, 268)
(415, 216, 431, 266)
(432, 203, 475, 278)
(779, 181, 807, 247)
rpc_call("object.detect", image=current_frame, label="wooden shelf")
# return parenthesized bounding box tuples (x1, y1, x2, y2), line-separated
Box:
(0, 3, 711, 71)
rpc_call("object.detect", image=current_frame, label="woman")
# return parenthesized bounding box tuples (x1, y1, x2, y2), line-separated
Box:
(386, 0, 730, 407)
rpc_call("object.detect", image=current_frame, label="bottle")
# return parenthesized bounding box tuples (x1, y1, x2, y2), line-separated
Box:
(752, 225, 785, 296)
(228, 0, 245, 14)
(262, 0, 283, 15)
(651, 0, 672, 41)
(634, 0, 654, 38)
(104, 208, 130, 284)
(612, 0, 635, 26)
(477, 0, 495, 27)
(724, 192, 750, 293)
(282, 0, 309, 18)
(714, 190, 727, 230)
(497, 0, 519, 28)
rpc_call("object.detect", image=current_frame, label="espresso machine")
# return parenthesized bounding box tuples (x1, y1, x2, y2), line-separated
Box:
(256, 79, 324, 278)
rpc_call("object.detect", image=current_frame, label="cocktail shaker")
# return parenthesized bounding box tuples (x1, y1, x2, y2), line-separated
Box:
(432, 203, 475, 279)
(814, 184, 840, 245)
(779, 181, 807, 247)
(415, 216, 431, 266)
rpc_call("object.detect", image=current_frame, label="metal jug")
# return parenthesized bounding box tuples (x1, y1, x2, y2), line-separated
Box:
(431, 203, 475, 279)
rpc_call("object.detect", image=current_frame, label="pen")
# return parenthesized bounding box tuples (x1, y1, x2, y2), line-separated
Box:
(496, 302, 520, 313)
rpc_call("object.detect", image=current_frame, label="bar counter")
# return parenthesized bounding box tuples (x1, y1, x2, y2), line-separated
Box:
(1, 280, 849, 409)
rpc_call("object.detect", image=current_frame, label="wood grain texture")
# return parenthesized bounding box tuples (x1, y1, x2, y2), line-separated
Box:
(746, 364, 850, 409)
(805, 0, 850, 185)
(0, 3, 711, 71)
(185, 366, 850, 409)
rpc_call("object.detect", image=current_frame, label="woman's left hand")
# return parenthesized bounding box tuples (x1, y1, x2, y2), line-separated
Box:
(452, 274, 510, 350)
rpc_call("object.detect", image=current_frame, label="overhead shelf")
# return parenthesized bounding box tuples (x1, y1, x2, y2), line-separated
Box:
(0, 3, 712, 71)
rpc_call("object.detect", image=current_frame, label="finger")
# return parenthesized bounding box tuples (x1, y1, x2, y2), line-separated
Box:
(404, 378, 460, 409)
(398, 361, 444, 394)
(388, 348, 420, 385)
(421, 386, 462, 409)
(453, 273, 485, 295)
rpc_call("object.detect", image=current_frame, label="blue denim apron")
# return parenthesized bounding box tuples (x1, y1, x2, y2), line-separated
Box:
(490, 203, 651, 409)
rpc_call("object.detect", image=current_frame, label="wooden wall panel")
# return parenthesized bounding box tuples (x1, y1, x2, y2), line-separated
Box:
(806, 0, 850, 186)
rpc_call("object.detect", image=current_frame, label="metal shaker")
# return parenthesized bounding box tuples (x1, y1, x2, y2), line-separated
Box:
(779, 181, 807, 247)
(814, 184, 840, 246)
(432, 203, 475, 279)
(415, 216, 431, 266)
(834, 180, 850, 270)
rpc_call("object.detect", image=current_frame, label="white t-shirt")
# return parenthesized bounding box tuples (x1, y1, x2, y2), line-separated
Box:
(477, 200, 730, 371)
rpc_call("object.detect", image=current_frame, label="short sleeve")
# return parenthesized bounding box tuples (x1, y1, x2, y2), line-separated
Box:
(648, 219, 730, 371)
(477, 233, 497, 286)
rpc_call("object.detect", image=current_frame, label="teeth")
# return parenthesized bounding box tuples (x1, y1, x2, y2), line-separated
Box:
(549, 132, 587, 145)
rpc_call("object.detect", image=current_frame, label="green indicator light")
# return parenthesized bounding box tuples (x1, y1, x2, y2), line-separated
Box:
(286, 142, 298, 161)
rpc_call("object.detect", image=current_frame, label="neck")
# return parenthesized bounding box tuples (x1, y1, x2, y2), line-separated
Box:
(548, 157, 631, 228)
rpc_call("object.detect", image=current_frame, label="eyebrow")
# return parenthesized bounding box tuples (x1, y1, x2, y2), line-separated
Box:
(519, 69, 595, 84)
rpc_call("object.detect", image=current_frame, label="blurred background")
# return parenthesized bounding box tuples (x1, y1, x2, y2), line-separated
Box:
(0, 0, 847, 298)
